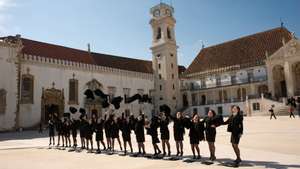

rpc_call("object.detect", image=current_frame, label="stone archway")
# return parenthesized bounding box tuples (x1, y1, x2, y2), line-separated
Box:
(85, 79, 103, 118)
(293, 62, 300, 95)
(41, 87, 64, 124)
(272, 65, 287, 98)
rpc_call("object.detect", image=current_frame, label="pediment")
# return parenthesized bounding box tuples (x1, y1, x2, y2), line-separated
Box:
(267, 38, 300, 61)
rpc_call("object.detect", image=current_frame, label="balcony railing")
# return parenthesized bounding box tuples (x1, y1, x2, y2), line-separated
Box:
(181, 75, 267, 91)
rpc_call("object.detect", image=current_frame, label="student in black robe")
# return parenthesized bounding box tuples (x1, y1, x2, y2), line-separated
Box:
(85, 119, 94, 151)
(54, 114, 64, 147)
(223, 105, 244, 165)
(71, 119, 79, 148)
(111, 116, 123, 151)
(120, 114, 133, 154)
(159, 112, 171, 156)
(104, 114, 113, 151)
(135, 114, 146, 155)
(95, 117, 106, 153)
(48, 114, 55, 146)
(146, 116, 161, 156)
(187, 114, 204, 159)
(63, 118, 71, 147)
(169, 112, 185, 156)
(79, 115, 87, 149)
(203, 109, 223, 161)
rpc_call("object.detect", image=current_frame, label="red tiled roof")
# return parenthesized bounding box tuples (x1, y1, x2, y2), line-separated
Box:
(0, 36, 185, 74)
(184, 27, 293, 75)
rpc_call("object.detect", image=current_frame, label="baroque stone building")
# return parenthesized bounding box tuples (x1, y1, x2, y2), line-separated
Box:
(0, 2, 299, 131)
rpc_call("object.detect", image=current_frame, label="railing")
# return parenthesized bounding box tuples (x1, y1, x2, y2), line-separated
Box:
(181, 75, 267, 91)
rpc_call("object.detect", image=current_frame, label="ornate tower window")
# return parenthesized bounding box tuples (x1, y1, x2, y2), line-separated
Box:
(0, 89, 7, 114)
(69, 75, 79, 105)
(167, 27, 172, 39)
(21, 72, 34, 104)
(156, 27, 162, 40)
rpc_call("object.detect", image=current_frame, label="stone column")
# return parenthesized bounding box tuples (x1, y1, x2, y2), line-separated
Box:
(284, 61, 295, 96)
(267, 65, 275, 97)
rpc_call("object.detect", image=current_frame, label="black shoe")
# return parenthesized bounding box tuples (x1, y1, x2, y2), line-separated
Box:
(168, 151, 171, 156)
(163, 152, 166, 156)
(234, 158, 242, 164)
(180, 152, 183, 156)
(176, 152, 179, 156)
(197, 155, 201, 159)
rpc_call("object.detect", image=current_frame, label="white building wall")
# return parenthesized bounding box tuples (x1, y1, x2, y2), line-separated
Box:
(17, 61, 154, 128)
(0, 44, 18, 130)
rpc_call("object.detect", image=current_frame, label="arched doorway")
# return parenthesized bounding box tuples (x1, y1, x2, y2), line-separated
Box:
(201, 95, 206, 105)
(293, 62, 300, 95)
(41, 87, 64, 124)
(182, 94, 188, 107)
(272, 65, 287, 98)
(85, 79, 103, 118)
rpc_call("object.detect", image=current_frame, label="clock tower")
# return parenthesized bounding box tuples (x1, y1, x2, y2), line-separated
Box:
(150, 3, 180, 115)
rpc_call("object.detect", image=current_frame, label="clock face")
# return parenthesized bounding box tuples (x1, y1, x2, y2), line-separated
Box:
(154, 9, 160, 17)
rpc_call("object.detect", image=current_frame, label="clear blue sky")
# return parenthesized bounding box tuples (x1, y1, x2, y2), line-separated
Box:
(0, 0, 299, 67)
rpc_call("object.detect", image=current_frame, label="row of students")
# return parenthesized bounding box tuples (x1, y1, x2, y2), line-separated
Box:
(48, 105, 243, 164)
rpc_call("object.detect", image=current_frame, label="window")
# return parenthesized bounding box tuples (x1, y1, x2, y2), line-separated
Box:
(172, 74, 174, 79)
(160, 85, 162, 91)
(167, 27, 172, 39)
(159, 74, 162, 79)
(170, 53, 174, 57)
(0, 89, 7, 114)
(125, 109, 130, 117)
(108, 86, 117, 101)
(160, 97, 163, 100)
(171, 63, 174, 68)
(137, 89, 144, 95)
(217, 106, 223, 115)
(173, 96, 176, 100)
(21, 74, 34, 104)
(123, 88, 130, 98)
(173, 84, 175, 90)
(156, 27, 162, 40)
(158, 64, 161, 69)
(253, 103, 260, 111)
(69, 79, 78, 104)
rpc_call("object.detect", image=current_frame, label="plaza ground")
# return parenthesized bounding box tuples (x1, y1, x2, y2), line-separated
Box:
(0, 116, 300, 169)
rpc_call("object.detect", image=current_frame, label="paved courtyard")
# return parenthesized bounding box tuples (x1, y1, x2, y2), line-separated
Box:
(0, 116, 300, 169)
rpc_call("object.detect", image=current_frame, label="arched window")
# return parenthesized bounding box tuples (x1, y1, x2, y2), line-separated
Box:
(69, 79, 78, 104)
(21, 74, 34, 104)
(167, 27, 172, 39)
(0, 89, 7, 114)
(156, 27, 162, 40)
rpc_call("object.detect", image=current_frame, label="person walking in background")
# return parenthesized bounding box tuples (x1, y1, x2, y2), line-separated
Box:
(48, 114, 55, 146)
(269, 105, 277, 120)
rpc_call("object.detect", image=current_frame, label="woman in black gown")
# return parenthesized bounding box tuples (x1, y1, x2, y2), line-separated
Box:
(134, 114, 146, 155)
(159, 112, 171, 156)
(170, 112, 185, 156)
(146, 116, 161, 156)
(223, 105, 244, 165)
(48, 114, 55, 146)
(95, 116, 106, 153)
(104, 114, 112, 151)
(111, 116, 123, 151)
(187, 114, 204, 159)
(203, 109, 223, 161)
(120, 114, 133, 154)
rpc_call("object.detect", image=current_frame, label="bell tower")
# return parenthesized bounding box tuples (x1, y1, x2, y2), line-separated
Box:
(150, 3, 180, 115)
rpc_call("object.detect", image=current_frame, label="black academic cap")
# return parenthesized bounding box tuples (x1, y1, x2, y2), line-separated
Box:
(69, 107, 77, 114)
(79, 108, 86, 115)
(111, 96, 123, 109)
(94, 89, 109, 99)
(84, 89, 95, 100)
(125, 94, 142, 104)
